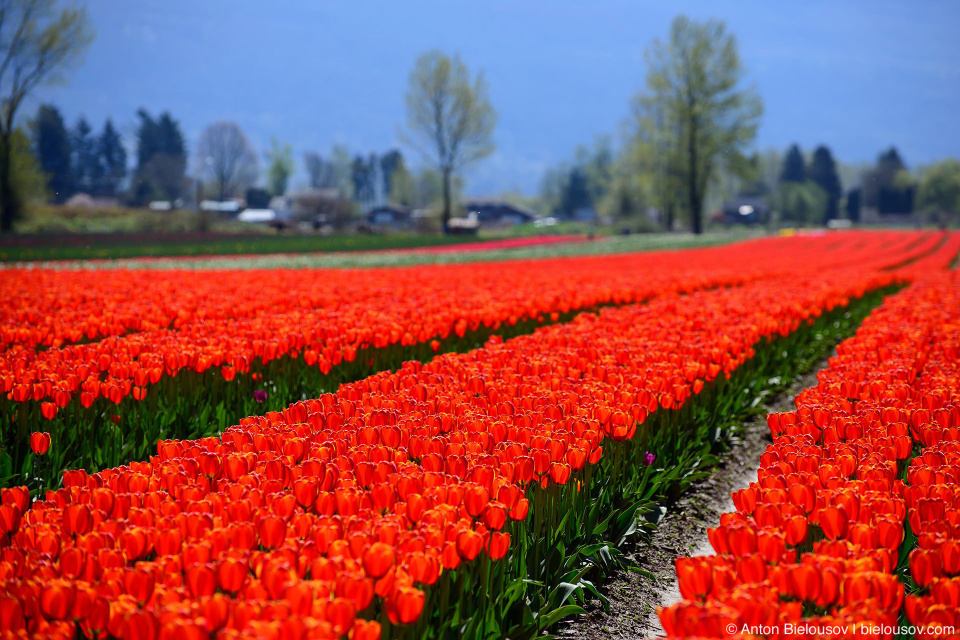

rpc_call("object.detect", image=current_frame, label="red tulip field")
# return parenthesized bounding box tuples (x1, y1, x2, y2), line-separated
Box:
(1, 230, 959, 640)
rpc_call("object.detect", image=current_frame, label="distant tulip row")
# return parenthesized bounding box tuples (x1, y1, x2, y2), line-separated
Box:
(0, 232, 943, 413)
(0, 235, 833, 352)
(2, 229, 950, 640)
(660, 267, 960, 639)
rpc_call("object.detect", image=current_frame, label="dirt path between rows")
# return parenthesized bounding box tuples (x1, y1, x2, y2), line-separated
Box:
(556, 356, 829, 639)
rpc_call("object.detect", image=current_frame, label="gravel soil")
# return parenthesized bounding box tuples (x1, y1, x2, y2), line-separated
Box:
(555, 357, 829, 639)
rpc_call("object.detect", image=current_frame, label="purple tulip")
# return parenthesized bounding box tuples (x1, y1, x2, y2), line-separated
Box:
(644, 451, 655, 466)
(253, 389, 268, 403)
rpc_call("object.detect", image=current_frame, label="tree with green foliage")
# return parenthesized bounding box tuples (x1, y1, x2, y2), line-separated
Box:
(595, 148, 646, 222)
(780, 144, 806, 184)
(634, 15, 762, 234)
(403, 50, 497, 232)
(387, 154, 414, 206)
(538, 165, 567, 217)
(540, 137, 628, 221)
(807, 145, 842, 222)
(31, 103, 72, 201)
(0, 0, 93, 231)
(779, 180, 828, 226)
(632, 93, 685, 230)
(917, 159, 960, 225)
(265, 138, 293, 196)
(7, 127, 46, 217)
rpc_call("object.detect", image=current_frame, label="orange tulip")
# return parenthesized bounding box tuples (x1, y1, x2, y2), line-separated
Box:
(217, 556, 249, 594)
(818, 505, 849, 540)
(325, 597, 356, 635)
(40, 579, 75, 621)
(62, 503, 93, 538)
(29, 431, 51, 455)
(362, 542, 395, 579)
(351, 619, 382, 640)
(455, 529, 484, 561)
(676, 557, 713, 599)
(386, 587, 425, 625)
(0, 595, 25, 630)
(123, 567, 155, 606)
(184, 563, 217, 598)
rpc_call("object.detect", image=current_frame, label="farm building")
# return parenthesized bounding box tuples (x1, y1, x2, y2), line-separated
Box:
(464, 199, 537, 226)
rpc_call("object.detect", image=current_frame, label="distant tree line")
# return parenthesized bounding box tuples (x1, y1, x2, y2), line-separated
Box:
(7, 3, 959, 234)
(24, 99, 465, 222)
(844, 148, 914, 220)
(530, 15, 959, 231)
(301, 144, 462, 212)
(31, 104, 188, 206)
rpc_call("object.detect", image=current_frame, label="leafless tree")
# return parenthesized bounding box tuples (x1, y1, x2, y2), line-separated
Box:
(195, 120, 259, 201)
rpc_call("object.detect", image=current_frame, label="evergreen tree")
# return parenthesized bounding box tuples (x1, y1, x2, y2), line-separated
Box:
(71, 117, 97, 194)
(877, 147, 906, 183)
(846, 188, 861, 222)
(351, 155, 376, 206)
(380, 150, 403, 200)
(96, 119, 126, 197)
(807, 145, 842, 222)
(780, 144, 806, 183)
(132, 109, 186, 203)
(135, 109, 159, 173)
(157, 112, 186, 164)
(864, 147, 913, 214)
(560, 166, 592, 216)
(31, 104, 73, 202)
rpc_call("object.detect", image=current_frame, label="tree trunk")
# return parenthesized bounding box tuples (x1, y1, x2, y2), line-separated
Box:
(0, 135, 15, 233)
(441, 167, 452, 234)
(688, 118, 702, 235)
(690, 186, 702, 235)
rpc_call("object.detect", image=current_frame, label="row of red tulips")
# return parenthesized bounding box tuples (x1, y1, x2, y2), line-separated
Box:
(2, 233, 887, 352)
(1, 232, 945, 415)
(660, 267, 960, 638)
(2, 232, 949, 640)
(8, 233, 953, 492)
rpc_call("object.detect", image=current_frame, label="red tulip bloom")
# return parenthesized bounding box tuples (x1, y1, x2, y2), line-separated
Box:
(29, 432, 50, 455)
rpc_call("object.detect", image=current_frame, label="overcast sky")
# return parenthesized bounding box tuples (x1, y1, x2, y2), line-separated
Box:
(31, 0, 960, 195)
